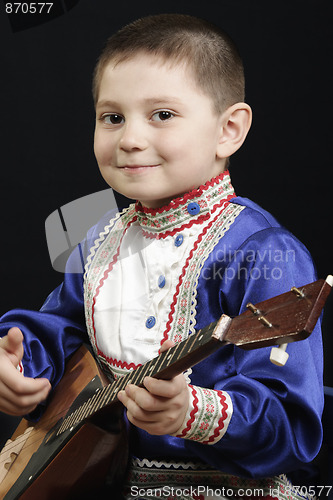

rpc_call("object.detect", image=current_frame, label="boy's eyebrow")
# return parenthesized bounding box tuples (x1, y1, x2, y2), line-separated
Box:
(142, 97, 185, 107)
(96, 96, 185, 109)
(95, 99, 119, 110)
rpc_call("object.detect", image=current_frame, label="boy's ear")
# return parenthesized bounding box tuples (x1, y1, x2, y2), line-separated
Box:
(216, 103, 252, 159)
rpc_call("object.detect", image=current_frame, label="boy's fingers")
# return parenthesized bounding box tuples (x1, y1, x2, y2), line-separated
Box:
(0, 327, 24, 349)
(159, 339, 174, 354)
(0, 327, 24, 364)
(118, 388, 161, 422)
(143, 375, 186, 398)
(127, 384, 166, 411)
(0, 395, 40, 417)
(1, 364, 51, 395)
(7, 327, 24, 343)
(0, 380, 51, 416)
(0, 361, 51, 416)
(0, 329, 51, 416)
(0, 346, 51, 395)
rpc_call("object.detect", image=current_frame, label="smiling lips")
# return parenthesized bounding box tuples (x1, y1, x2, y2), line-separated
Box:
(118, 164, 160, 172)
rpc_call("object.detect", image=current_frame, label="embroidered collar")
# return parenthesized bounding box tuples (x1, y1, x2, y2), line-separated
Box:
(134, 170, 235, 237)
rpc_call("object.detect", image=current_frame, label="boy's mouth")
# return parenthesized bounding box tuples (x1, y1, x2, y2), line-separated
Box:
(118, 164, 160, 172)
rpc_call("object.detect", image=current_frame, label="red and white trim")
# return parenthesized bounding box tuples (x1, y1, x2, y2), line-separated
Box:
(160, 200, 244, 348)
(172, 385, 232, 444)
(135, 171, 235, 239)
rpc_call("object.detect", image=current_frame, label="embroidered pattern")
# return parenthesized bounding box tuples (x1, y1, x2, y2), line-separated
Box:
(135, 171, 234, 238)
(124, 459, 314, 500)
(173, 385, 232, 444)
(161, 201, 244, 347)
(84, 204, 138, 367)
(84, 206, 125, 279)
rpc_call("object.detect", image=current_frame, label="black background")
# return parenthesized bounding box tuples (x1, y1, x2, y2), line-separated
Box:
(0, 0, 332, 443)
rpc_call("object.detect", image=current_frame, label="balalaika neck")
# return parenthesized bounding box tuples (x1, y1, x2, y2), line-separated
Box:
(57, 315, 232, 435)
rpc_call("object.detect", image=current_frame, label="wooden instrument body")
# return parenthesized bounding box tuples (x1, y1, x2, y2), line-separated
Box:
(0, 347, 127, 500)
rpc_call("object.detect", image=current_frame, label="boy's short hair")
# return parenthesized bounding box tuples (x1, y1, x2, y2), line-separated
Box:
(92, 13, 245, 113)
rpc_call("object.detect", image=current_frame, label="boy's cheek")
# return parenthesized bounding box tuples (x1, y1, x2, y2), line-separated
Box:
(94, 133, 111, 160)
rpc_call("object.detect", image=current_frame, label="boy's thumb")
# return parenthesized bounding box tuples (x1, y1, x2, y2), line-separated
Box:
(0, 327, 24, 362)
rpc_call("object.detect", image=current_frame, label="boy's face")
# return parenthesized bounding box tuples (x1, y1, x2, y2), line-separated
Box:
(94, 53, 226, 208)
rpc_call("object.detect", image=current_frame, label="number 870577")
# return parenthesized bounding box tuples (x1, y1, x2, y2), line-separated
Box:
(5, 3, 53, 14)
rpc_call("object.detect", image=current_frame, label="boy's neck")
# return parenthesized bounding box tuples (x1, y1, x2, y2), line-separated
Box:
(137, 170, 230, 211)
(135, 170, 233, 217)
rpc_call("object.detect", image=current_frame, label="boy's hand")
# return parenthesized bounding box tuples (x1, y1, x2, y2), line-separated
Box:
(0, 327, 51, 416)
(117, 340, 189, 436)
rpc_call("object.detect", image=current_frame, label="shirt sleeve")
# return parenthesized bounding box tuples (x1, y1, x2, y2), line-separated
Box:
(172, 384, 233, 445)
(0, 242, 87, 385)
(170, 226, 324, 478)
(0, 209, 120, 420)
(0, 215, 110, 419)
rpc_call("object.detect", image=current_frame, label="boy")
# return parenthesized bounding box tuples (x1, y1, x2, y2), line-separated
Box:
(0, 14, 323, 499)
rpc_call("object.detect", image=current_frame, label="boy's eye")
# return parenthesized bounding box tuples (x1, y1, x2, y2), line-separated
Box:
(151, 110, 174, 122)
(101, 113, 124, 125)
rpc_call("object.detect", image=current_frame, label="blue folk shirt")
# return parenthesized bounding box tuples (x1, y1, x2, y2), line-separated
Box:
(0, 171, 323, 493)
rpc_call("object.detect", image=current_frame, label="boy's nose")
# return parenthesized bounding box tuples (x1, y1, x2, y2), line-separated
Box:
(119, 121, 148, 151)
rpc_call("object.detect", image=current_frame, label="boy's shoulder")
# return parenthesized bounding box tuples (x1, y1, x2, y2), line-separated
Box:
(230, 196, 282, 230)
(226, 195, 311, 256)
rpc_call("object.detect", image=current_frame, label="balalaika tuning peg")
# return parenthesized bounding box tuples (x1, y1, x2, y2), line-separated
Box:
(270, 343, 289, 366)
(269, 275, 333, 366)
(269, 282, 307, 366)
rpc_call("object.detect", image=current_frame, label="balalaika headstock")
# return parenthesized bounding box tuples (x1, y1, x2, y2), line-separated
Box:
(220, 275, 333, 365)
(145, 275, 333, 382)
